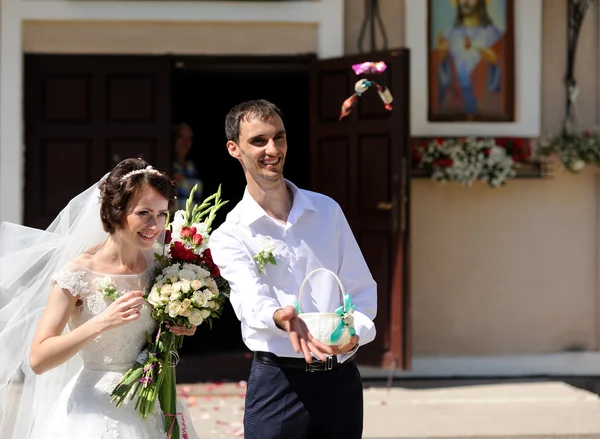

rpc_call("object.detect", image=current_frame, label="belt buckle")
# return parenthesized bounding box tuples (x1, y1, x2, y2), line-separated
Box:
(305, 356, 334, 372)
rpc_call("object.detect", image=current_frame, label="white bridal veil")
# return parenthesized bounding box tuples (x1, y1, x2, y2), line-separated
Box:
(0, 177, 109, 438)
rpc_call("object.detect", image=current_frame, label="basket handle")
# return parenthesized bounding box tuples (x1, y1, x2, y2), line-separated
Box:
(296, 268, 345, 314)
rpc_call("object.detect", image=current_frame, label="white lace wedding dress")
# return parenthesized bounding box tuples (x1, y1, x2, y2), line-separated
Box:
(37, 262, 198, 439)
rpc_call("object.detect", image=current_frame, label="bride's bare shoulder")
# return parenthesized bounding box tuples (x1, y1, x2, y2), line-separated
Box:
(72, 246, 102, 269)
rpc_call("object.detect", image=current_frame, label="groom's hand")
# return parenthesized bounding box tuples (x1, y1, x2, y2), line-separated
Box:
(273, 306, 335, 362)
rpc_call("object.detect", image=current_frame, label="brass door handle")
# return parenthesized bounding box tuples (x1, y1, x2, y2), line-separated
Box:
(377, 201, 393, 211)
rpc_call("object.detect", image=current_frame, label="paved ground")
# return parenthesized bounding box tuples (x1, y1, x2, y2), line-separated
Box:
(5, 377, 600, 438)
(180, 379, 600, 439)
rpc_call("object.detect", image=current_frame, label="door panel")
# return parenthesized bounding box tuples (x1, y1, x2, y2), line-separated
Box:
(25, 55, 171, 229)
(310, 49, 411, 368)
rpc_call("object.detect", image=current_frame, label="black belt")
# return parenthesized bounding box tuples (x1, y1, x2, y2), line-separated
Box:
(254, 351, 356, 372)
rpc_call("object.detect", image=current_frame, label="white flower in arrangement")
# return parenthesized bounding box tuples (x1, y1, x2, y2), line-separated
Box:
(253, 235, 278, 274)
(178, 269, 196, 282)
(170, 210, 186, 242)
(569, 159, 585, 172)
(160, 284, 173, 297)
(164, 264, 180, 277)
(148, 289, 162, 307)
(94, 275, 118, 300)
(414, 137, 521, 188)
(168, 300, 183, 318)
(192, 291, 207, 307)
(257, 235, 276, 254)
(180, 280, 191, 293)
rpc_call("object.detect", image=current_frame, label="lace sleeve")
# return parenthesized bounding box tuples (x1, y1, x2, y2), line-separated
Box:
(51, 270, 90, 297)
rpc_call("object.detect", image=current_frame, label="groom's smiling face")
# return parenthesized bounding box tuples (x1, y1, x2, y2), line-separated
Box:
(228, 114, 287, 184)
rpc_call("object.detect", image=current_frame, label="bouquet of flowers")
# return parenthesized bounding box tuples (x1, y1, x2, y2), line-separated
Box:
(110, 185, 230, 439)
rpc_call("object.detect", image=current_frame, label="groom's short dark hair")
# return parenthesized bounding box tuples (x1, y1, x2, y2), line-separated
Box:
(225, 99, 283, 143)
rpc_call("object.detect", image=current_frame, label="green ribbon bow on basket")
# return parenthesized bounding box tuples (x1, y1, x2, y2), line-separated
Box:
(330, 294, 357, 344)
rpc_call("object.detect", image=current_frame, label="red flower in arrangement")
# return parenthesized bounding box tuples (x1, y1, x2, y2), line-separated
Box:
(169, 241, 198, 263)
(434, 157, 453, 167)
(192, 234, 203, 246)
(164, 230, 172, 244)
(180, 227, 196, 239)
(201, 248, 221, 278)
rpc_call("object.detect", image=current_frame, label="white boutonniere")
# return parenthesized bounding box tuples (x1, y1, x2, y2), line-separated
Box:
(94, 275, 118, 300)
(253, 235, 278, 274)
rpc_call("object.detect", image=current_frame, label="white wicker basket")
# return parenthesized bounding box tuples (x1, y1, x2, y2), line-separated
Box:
(296, 268, 353, 346)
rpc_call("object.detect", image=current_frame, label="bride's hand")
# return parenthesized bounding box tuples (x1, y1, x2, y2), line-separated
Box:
(166, 323, 196, 336)
(95, 291, 145, 331)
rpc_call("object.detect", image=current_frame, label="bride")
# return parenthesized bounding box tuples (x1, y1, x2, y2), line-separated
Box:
(0, 158, 199, 438)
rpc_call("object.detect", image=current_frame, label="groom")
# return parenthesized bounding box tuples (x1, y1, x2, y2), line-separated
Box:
(210, 99, 377, 438)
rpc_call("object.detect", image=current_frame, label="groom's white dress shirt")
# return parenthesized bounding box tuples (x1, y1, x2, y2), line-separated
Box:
(210, 180, 377, 363)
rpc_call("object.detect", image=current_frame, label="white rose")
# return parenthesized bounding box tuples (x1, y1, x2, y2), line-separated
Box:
(160, 284, 173, 297)
(94, 275, 113, 291)
(164, 264, 180, 277)
(188, 308, 204, 326)
(148, 290, 162, 307)
(168, 300, 182, 318)
(170, 211, 186, 242)
(195, 267, 211, 279)
(200, 309, 211, 319)
(180, 280, 191, 294)
(257, 235, 276, 254)
(191, 279, 203, 291)
(207, 301, 216, 309)
(206, 279, 219, 296)
(167, 274, 178, 283)
(180, 308, 191, 318)
(192, 291, 208, 307)
(182, 298, 191, 309)
(179, 269, 195, 282)
(171, 282, 182, 293)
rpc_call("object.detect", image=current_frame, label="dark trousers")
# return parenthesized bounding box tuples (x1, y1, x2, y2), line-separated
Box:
(243, 359, 364, 439)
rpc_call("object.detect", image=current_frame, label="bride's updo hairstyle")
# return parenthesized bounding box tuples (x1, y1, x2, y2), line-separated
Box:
(99, 158, 177, 234)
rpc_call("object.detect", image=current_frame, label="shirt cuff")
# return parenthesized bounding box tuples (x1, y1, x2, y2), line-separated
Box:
(261, 305, 288, 334)
(353, 311, 376, 346)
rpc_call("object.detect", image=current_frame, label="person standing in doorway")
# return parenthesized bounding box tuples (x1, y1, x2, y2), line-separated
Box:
(210, 99, 377, 439)
(172, 122, 203, 210)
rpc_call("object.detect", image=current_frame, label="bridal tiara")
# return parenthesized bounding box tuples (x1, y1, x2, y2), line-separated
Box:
(120, 165, 162, 183)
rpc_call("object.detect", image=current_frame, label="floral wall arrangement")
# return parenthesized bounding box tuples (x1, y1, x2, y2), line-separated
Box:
(411, 137, 533, 187)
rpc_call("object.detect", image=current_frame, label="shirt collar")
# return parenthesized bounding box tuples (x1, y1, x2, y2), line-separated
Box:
(238, 179, 316, 227)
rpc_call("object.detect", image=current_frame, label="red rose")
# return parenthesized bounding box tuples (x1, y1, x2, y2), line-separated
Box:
(164, 230, 172, 244)
(434, 157, 453, 167)
(495, 138, 507, 148)
(192, 234, 203, 246)
(170, 241, 198, 263)
(181, 227, 194, 238)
